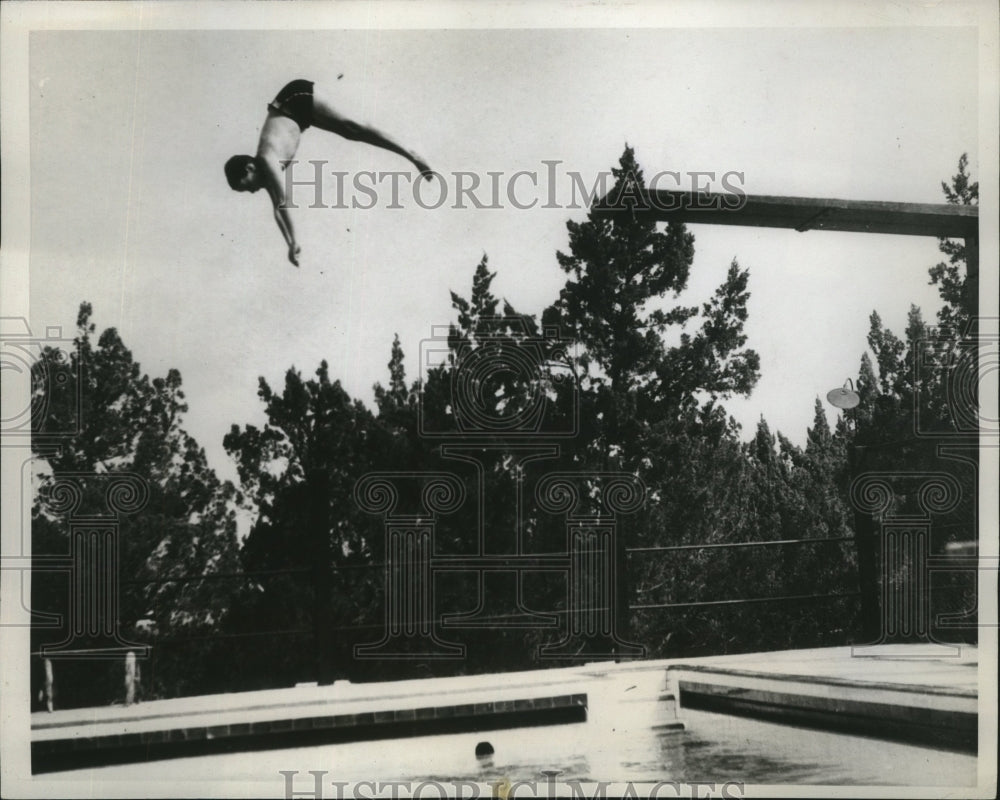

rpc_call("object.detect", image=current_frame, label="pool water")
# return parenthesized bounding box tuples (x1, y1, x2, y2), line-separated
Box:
(48, 690, 976, 788)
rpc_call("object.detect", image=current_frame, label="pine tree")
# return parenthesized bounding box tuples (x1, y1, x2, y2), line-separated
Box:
(223, 362, 381, 686)
(31, 303, 241, 705)
(932, 153, 978, 333)
(542, 147, 762, 657)
(543, 146, 760, 472)
(836, 155, 981, 642)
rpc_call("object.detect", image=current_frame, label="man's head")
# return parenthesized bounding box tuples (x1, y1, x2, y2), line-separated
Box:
(225, 155, 261, 192)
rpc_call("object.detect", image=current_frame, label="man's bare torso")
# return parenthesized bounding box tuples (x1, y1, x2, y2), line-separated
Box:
(257, 112, 302, 164)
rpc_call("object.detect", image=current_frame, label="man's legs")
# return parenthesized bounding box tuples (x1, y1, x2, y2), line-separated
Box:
(311, 91, 432, 177)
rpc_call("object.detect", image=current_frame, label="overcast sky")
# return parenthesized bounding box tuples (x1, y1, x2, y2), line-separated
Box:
(22, 20, 980, 484)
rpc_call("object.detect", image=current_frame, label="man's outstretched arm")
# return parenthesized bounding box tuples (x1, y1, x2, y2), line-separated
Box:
(274, 206, 300, 266)
(259, 156, 301, 266)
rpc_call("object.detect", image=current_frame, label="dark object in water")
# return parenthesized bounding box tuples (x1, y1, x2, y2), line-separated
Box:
(475, 741, 494, 757)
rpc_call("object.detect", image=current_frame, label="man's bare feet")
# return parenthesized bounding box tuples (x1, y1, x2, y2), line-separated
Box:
(413, 158, 434, 181)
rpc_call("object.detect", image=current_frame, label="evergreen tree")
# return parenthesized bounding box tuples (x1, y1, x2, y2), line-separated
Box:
(837, 155, 980, 641)
(540, 146, 761, 656)
(932, 153, 978, 333)
(543, 146, 760, 473)
(31, 303, 241, 705)
(223, 362, 381, 685)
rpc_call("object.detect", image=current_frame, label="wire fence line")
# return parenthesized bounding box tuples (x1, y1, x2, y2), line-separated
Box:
(81, 533, 870, 646)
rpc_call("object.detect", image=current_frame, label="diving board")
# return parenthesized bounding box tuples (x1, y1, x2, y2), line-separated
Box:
(593, 189, 979, 241)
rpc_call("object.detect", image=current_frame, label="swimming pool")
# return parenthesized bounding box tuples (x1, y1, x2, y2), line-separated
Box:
(45, 673, 976, 790)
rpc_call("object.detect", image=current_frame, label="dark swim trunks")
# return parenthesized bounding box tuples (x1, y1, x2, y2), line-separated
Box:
(268, 79, 315, 130)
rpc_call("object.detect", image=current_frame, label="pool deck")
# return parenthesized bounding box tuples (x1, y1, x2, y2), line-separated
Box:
(31, 643, 981, 771)
(31, 671, 597, 773)
(664, 644, 979, 751)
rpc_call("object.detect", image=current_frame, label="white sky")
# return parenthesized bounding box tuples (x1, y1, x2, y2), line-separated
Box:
(18, 17, 983, 485)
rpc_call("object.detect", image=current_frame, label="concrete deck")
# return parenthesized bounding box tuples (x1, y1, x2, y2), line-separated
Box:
(30, 644, 980, 773)
(665, 645, 978, 752)
(31, 672, 597, 773)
